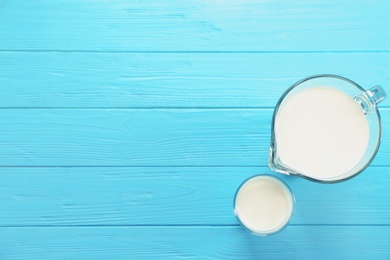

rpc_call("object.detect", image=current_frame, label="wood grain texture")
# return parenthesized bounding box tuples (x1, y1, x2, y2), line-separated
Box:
(2, 0, 390, 258)
(1, 0, 390, 51)
(0, 167, 390, 226)
(1, 226, 390, 259)
(1, 52, 389, 108)
(0, 109, 388, 166)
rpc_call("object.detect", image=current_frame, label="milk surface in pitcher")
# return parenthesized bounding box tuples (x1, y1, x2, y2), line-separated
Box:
(275, 87, 369, 181)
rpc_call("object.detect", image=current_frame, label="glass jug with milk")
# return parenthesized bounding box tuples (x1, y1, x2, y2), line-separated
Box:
(269, 74, 386, 183)
(234, 74, 386, 236)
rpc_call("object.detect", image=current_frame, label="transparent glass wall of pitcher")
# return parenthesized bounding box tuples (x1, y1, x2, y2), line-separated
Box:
(269, 75, 386, 183)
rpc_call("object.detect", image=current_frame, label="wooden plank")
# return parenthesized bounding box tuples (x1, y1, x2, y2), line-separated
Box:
(0, 109, 388, 166)
(1, 52, 389, 108)
(1, 1, 390, 51)
(0, 167, 389, 226)
(1, 226, 389, 259)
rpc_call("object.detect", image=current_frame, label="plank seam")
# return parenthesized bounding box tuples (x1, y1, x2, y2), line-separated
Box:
(0, 107, 388, 110)
(0, 224, 388, 228)
(2, 50, 390, 54)
(0, 165, 388, 168)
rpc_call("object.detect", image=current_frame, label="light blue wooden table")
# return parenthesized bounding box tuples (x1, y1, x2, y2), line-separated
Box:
(1, 1, 390, 259)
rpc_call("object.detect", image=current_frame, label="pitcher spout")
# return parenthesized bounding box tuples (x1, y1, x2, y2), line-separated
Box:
(268, 147, 291, 176)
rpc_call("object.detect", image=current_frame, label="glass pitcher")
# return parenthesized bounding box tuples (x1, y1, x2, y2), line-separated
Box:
(269, 74, 386, 183)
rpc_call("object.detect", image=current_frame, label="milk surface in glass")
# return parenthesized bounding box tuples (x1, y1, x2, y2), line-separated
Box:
(234, 176, 294, 234)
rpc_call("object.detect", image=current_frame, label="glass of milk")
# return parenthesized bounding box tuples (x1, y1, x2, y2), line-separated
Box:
(234, 175, 295, 236)
(269, 74, 386, 183)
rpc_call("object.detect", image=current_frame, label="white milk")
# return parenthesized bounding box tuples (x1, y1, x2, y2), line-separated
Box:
(234, 176, 294, 234)
(275, 87, 369, 180)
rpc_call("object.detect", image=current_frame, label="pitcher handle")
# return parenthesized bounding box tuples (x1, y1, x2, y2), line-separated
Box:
(354, 86, 386, 114)
(366, 86, 386, 105)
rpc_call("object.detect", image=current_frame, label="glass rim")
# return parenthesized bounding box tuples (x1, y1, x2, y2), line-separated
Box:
(233, 174, 295, 236)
